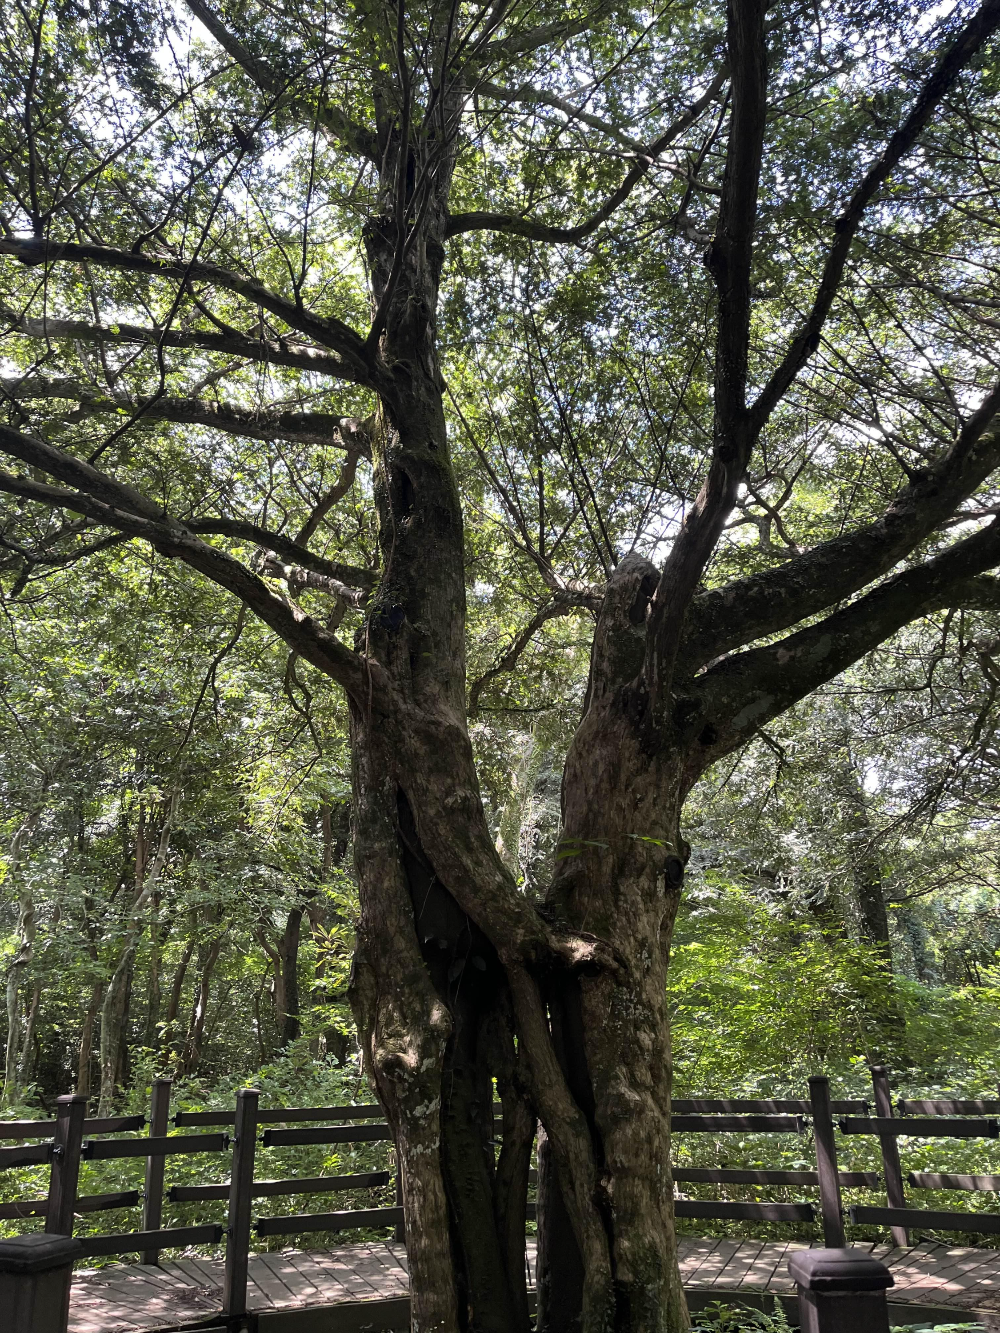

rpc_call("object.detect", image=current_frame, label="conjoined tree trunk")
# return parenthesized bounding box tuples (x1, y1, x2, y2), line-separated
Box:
(346, 68, 689, 1333)
(5, 0, 992, 1325)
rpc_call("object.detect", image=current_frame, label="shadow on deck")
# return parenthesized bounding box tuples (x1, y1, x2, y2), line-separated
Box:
(69, 1236, 1000, 1332)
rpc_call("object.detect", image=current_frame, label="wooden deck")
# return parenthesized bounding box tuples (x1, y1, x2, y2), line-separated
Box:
(67, 1237, 1000, 1330)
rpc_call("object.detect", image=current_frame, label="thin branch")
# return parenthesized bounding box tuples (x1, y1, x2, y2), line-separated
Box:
(468, 591, 594, 715)
(679, 389, 1000, 673)
(0, 238, 372, 380)
(0, 376, 372, 453)
(750, 0, 1000, 432)
(445, 68, 727, 242)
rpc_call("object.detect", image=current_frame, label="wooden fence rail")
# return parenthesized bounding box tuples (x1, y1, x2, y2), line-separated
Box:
(6, 1065, 1000, 1319)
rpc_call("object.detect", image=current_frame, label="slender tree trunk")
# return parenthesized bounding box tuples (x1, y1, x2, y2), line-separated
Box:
(77, 983, 102, 1098)
(278, 908, 301, 1046)
(181, 933, 224, 1076)
(838, 758, 893, 961)
(99, 797, 175, 1114)
(259, 906, 303, 1047)
(311, 798, 349, 1056)
(2, 808, 42, 1108)
(18, 982, 41, 1090)
(164, 935, 195, 1062)
(144, 907, 169, 1049)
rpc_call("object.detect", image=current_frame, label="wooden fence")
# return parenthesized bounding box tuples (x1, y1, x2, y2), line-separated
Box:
(4, 1065, 1000, 1319)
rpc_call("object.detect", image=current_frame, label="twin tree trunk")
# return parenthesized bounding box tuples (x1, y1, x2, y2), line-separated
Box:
(346, 121, 697, 1333)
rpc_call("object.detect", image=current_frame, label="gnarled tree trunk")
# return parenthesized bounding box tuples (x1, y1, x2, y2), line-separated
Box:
(346, 73, 683, 1333)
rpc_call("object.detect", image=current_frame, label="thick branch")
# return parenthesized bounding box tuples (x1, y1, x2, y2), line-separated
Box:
(0, 239, 372, 380)
(0, 425, 376, 699)
(257, 553, 369, 606)
(473, 14, 602, 63)
(185, 520, 375, 589)
(645, 0, 766, 704)
(2, 307, 356, 379)
(692, 516, 1000, 766)
(445, 69, 726, 242)
(750, 0, 1000, 431)
(943, 573, 1000, 612)
(679, 392, 1000, 671)
(0, 376, 372, 454)
(183, 0, 378, 160)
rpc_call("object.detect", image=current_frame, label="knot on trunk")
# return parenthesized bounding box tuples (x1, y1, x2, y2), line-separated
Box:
(548, 929, 626, 979)
(586, 552, 658, 706)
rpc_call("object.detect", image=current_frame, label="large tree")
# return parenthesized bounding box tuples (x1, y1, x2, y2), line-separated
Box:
(4, 0, 1000, 1327)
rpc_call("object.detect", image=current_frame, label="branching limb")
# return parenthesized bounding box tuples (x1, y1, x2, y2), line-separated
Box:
(0, 375, 372, 454)
(750, 0, 1000, 432)
(183, 0, 378, 161)
(256, 553, 369, 606)
(693, 514, 1000, 767)
(475, 81, 649, 153)
(679, 391, 1000, 671)
(0, 239, 372, 380)
(445, 68, 727, 242)
(295, 450, 362, 543)
(185, 519, 376, 590)
(472, 12, 606, 63)
(0, 423, 375, 699)
(1, 306, 357, 379)
(645, 0, 766, 706)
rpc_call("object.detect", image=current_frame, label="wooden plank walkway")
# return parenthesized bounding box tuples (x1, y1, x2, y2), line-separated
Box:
(69, 1237, 1000, 1331)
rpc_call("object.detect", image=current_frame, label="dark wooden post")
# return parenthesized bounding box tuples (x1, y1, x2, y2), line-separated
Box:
(141, 1077, 172, 1265)
(0, 1235, 83, 1333)
(45, 1095, 86, 1236)
(869, 1066, 908, 1247)
(223, 1088, 259, 1320)
(789, 1249, 893, 1332)
(809, 1075, 846, 1248)
(393, 1150, 405, 1244)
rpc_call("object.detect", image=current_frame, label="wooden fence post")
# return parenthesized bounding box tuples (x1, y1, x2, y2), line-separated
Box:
(223, 1088, 259, 1321)
(870, 1065, 909, 1247)
(45, 1095, 86, 1236)
(142, 1078, 172, 1266)
(393, 1152, 405, 1244)
(809, 1075, 846, 1248)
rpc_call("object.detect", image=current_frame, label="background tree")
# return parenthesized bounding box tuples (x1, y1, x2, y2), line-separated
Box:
(6, 0, 1000, 1329)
